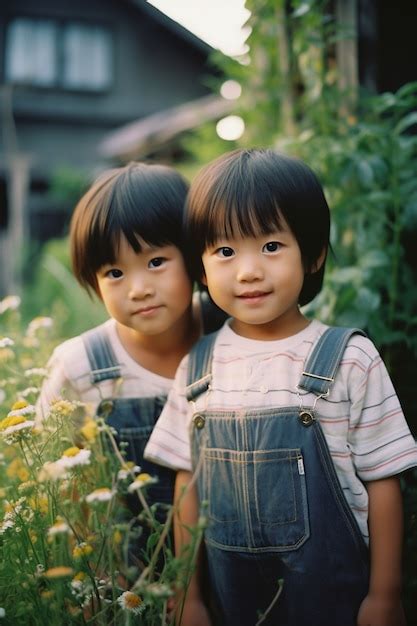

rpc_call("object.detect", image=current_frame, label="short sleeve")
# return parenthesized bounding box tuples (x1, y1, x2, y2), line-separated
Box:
(144, 354, 193, 471)
(347, 338, 417, 481)
(35, 346, 78, 423)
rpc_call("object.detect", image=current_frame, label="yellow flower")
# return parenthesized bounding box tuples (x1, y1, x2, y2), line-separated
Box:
(127, 473, 158, 493)
(72, 572, 86, 583)
(113, 529, 123, 545)
(72, 543, 93, 559)
(0, 415, 25, 431)
(63, 446, 81, 457)
(11, 400, 29, 411)
(6, 458, 30, 482)
(44, 566, 74, 579)
(80, 419, 98, 442)
(40, 590, 55, 600)
(0, 348, 15, 363)
(51, 399, 77, 417)
(28, 495, 49, 515)
(85, 487, 114, 504)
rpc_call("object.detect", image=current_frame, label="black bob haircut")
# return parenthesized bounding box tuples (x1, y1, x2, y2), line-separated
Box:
(70, 161, 189, 296)
(185, 148, 330, 306)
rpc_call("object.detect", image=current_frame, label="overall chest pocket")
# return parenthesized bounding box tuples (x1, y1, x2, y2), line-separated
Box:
(201, 447, 310, 552)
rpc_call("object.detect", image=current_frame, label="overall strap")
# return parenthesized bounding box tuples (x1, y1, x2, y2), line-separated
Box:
(186, 331, 218, 402)
(82, 327, 122, 384)
(298, 326, 366, 395)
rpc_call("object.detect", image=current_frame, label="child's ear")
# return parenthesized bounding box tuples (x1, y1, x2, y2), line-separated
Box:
(309, 247, 327, 274)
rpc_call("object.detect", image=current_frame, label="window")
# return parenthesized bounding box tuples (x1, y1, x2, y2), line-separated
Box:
(63, 24, 112, 90)
(5, 19, 58, 86)
(5, 18, 112, 91)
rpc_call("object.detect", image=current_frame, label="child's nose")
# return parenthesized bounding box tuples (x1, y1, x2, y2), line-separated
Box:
(128, 274, 154, 299)
(236, 256, 263, 282)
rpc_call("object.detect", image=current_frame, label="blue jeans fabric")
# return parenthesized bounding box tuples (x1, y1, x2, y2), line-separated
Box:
(187, 327, 369, 626)
(82, 328, 175, 563)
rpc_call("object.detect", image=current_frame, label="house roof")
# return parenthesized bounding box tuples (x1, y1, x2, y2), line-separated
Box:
(129, 0, 212, 55)
(98, 93, 234, 160)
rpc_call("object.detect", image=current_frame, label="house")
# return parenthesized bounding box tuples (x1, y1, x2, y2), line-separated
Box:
(0, 0, 215, 296)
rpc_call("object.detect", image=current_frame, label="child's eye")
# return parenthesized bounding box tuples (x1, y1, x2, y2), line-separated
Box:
(215, 247, 235, 258)
(149, 257, 166, 268)
(105, 268, 123, 279)
(262, 241, 281, 253)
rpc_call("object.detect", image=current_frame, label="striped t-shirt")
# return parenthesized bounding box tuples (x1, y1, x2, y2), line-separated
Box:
(145, 319, 417, 541)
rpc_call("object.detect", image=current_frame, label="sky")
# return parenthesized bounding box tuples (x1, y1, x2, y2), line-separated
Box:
(147, 0, 250, 57)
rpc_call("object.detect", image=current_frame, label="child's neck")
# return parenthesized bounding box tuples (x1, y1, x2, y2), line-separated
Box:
(230, 310, 310, 341)
(115, 306, 200, 378)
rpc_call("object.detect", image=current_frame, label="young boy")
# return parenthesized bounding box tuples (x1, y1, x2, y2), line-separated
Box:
(145, 149, 417, 626)
(37, 161, 224, 526)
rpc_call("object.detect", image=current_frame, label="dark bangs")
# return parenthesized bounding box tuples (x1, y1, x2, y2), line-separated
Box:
(70, 163, 189, 295)
(185, 149, 330, 305)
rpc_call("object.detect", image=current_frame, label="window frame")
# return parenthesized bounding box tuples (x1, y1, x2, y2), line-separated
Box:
(3, 15, 114, 94)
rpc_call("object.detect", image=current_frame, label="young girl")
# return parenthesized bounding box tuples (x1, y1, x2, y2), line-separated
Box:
(37, 161, 225, 540)
(145, 149, 417, 626)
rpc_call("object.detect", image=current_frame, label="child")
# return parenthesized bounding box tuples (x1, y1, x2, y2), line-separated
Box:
(145, 149, 417, 626)
(37, 161, 225, 536)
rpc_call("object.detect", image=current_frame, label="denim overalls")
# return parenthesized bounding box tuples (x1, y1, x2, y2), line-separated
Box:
(186, 327, 370, 626)
(82, 327, 175, 523)
(81, 294, 226, 559)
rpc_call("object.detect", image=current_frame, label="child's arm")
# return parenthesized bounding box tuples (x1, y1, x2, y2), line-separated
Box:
(357, 476, 406, 626)
(174, 470, 212, 626)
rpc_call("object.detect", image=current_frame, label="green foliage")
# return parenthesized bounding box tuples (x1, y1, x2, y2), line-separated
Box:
(49, 167, 89, 207)
(0, 302, 204, 625)
(21, 238, 107, 339)
(182, 0, 417, 619)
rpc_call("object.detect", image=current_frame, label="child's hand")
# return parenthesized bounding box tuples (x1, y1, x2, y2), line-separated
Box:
(357, 593, 406, 626)
(176, 597, 212, 626)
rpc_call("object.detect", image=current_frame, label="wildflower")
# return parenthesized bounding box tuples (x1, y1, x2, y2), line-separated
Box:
(117, 591, 145, 615)
(50, 399, 78, 417)
(20, 386, 39, 398)
(56, 447, 91, 469)
(24, 367, 48, 378)
(127, 473, 158, 493)
(0, 498, 25, 534)
(113, 528, 123, 545)
(0, 295, 21, 314)
(40, 590, 55, 600)
(117, 463, 141, 481)
(85, 487, 115, 504)
(0, 415, 35, 443)
(145, 583, 173, 599)
(48, 517, 72, 538)
(26, 316, 53, 337)
(0, 348, 14, 363)
(38, 460, 68, 482)
(72, 542, 94, 559)
(79, 418, 98, 442)
(6, 458, 30, 482)
(44, 566, 74, 579)
(0, 337, 14, 348)
(71, 572, 93, 603)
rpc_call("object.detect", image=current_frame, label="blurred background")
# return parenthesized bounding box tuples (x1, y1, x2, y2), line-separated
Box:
(1, 0, 417, 615)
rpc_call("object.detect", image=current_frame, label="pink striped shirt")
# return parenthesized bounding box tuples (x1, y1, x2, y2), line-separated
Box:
(145, 319, 417, 540)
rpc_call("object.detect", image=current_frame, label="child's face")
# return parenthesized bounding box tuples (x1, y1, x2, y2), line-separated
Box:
(96, 234, 193, 338)
(201, 224, 306, 340)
